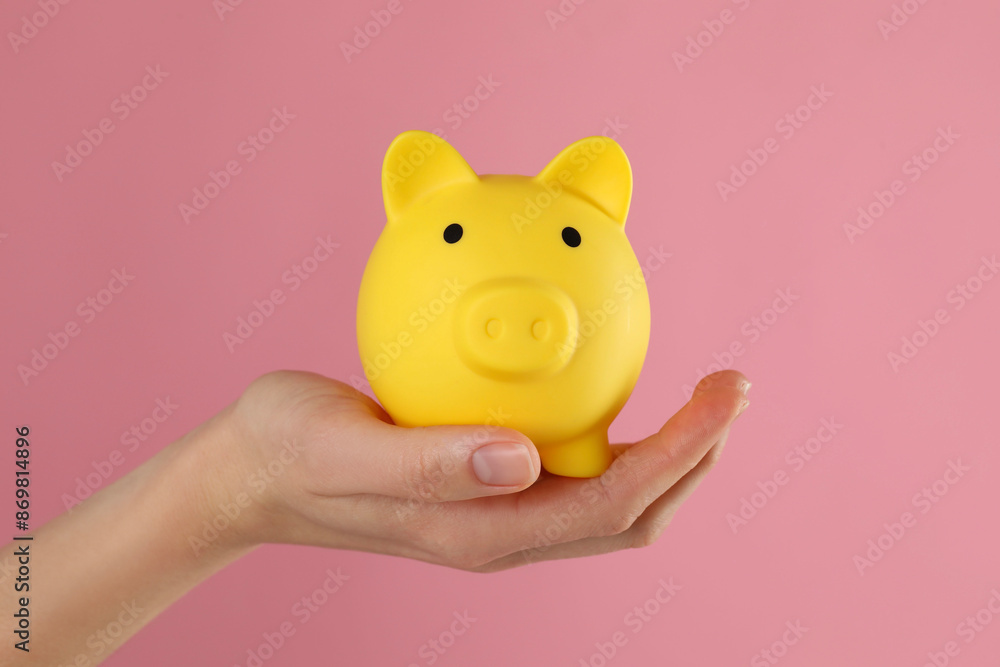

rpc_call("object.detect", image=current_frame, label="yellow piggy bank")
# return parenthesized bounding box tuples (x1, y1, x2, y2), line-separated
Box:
(357, 131, 650, 478)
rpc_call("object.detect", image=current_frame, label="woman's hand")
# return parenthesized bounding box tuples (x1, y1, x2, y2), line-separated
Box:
(5, 368, 748, 666)
(213, 369, 751, 571)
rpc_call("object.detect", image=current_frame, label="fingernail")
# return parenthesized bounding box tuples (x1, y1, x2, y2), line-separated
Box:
(472, 442, 534, 486)
(739, 379, 752, 395)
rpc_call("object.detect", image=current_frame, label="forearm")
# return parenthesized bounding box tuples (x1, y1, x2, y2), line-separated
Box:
(1, 406, 257, 665)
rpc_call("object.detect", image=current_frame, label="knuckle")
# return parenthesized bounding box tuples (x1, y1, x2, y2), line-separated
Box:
(706, 445, 725, 467)
(630, 514, 672, 549)
(408, 514, 446, 549)
(404, 448, 447, 503)
(630, 527, 659, 549)
(445, 546, 491, 571)
(603, 511, 640, 536)
(414, 521, 498, 572)
(467, 559, 509, 574)
(246, 370, 299, 401)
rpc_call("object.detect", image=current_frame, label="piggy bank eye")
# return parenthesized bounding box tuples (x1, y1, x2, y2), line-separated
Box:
(443, 223, 463, 244)
(561, 226, 581, 248)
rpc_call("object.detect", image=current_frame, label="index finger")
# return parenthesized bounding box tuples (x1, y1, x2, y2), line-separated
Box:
(602, 370, 749, 514)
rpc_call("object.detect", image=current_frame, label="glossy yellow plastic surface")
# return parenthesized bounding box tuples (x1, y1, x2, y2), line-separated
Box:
(357, 131, 650, 477)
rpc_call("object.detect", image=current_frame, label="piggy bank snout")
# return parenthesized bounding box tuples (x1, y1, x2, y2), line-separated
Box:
(453, 278, 578, 380)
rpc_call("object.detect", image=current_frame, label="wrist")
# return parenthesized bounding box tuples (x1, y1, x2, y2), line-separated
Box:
(25, 403, 263, 661)
(169, 403, 271, 558)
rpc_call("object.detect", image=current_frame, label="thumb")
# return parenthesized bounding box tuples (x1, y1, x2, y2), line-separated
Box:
(346, 420, 541, 502)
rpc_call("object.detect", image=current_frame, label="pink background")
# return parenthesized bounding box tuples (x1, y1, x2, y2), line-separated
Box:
(3, 0, 999, 665)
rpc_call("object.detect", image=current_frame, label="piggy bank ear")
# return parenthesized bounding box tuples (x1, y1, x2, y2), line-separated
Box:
(534, 137, 632, 226)
(381, 131, 478, 222)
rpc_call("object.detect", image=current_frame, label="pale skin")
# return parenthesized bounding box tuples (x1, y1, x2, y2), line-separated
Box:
(1, 369, 750, 665)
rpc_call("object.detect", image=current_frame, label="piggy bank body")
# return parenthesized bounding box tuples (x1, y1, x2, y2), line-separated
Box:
(357, 131, 650, 478)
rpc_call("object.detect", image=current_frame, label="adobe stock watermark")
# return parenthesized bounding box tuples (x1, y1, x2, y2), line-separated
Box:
(223, 235, 339, 353)
(559, 245, 670, 357)
(750, 620, 809, 667)
(61, 397, 180, 512)
(853, 458, 971, 576)
(716, 85, 833, 202)
(213, 0, 249, 21)
(340, 0, 415, 63)
(681, 287, 799, 398)
(920, 588, 1000, 667)
(234, 567, 349, 667)
(877, 0, 933, 40)
(382, 131, 443, 197)
(672, 0, 757, 73)
(407, 610, 477, 667)
(521, 452, 637, 564)
(511, 117, 628, 234)
(431, 75, 501, 139)
(844, 126, 959, 243)
(887, 253, 997, 372)
(188, 439, 306, 556)
(51, 600, 144, 665)
(7, 0, 74, 55)
(355, 277, 467, 383)
(390, 407, 512, 521)
(179, 107, 295, 224)
(0, 554, 18, 589)
(579, 578, 682, 667)
(51, 66, 169, 183)
(17, 268, 135, 386)
(544, 0, 592, 30)
(726, 417, 843, 534)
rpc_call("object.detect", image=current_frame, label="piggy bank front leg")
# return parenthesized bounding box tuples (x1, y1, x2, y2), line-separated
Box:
(538, 429, 613, 478)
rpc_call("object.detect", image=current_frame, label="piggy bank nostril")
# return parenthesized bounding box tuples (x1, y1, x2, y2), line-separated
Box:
(485, 318, 502, 338)
(531, 319, 548, 340)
